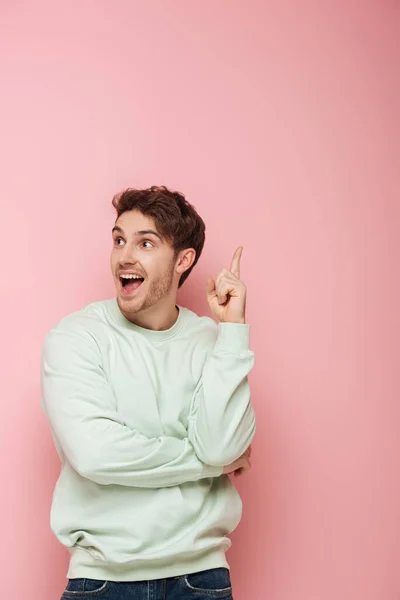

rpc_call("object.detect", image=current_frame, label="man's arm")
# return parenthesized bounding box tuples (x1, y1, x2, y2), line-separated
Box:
(187, 322, 255, 467)
(41, 325, 222, 488)
(187, 246, 256, 467)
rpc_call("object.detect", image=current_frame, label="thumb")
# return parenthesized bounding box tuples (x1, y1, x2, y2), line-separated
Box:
(206, 278, 216, 298)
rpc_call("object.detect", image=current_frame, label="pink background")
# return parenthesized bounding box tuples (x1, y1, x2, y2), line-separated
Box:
(1, 2, 399, 599)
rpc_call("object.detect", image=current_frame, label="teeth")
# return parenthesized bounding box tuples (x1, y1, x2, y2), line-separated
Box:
(120, 274, 143, 279)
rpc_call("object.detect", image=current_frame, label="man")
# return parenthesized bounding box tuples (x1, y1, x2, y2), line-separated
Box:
(41, 186, 256, 600)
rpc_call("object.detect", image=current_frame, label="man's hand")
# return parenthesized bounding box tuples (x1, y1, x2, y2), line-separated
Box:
(206, 247, 247, 324)
(223, 445, 252, 477)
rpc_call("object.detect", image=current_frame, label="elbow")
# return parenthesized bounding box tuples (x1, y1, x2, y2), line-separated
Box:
(73, 457, 95, 480)
(71, 453, 108, 485)
(194, 422, 256, 468)
(188, 406, 256, 467)
(203, 451, 238, 468)
(189, 436, 226, 467)
(197, 446, 244, 468)
(197, 449, 226, 468)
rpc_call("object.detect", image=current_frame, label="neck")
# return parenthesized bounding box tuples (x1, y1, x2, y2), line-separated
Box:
(119, 298, 179, 331)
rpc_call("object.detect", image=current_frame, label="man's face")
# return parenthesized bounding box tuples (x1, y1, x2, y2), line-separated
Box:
(111, 209, 177, 316)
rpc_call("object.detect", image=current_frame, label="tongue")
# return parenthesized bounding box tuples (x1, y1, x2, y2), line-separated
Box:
(123, 279, 143, 295)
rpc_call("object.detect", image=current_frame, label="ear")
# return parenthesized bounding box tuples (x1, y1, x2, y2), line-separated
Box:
(175, 248, 196, 275)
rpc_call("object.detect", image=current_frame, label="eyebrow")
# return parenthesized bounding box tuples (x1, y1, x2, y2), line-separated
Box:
(111, 226, 163, 241)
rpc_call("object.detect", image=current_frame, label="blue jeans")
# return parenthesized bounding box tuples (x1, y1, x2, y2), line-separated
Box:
(61, 567, 233, 599)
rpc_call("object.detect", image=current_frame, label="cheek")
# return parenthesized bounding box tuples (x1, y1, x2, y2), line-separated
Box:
(110, 251, 118, 272)
(140, 254, 159, 274)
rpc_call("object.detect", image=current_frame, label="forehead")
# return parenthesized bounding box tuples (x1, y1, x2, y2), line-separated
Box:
(115, 209, 158, 233)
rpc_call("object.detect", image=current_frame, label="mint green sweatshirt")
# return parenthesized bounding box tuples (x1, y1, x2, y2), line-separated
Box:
(41, 298, 255, 581)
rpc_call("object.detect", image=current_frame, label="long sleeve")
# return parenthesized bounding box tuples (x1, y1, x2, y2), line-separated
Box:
(41, 326, 222, 488)
(187, 322, 256, 467)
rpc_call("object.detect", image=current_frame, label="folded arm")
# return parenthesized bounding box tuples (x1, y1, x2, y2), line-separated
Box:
(41, 326, 222, 488)
(187, 322, 256, 467)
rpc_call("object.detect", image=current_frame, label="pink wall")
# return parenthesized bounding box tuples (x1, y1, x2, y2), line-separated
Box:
(1, 2, 399, 599)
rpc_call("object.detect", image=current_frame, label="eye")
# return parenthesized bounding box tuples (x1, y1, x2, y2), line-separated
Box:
(114, 237, 125, 246)
(142, 240, 154, 248)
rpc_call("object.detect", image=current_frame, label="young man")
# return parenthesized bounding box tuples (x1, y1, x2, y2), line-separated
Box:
(41, 186, 255, 600)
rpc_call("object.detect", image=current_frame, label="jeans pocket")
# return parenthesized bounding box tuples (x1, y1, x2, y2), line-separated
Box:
(182, 568, 233, 597)
(62, 578, 110, 597)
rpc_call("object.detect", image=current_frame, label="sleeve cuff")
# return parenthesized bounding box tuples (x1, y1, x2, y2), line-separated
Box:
(213, 323, 250, 353)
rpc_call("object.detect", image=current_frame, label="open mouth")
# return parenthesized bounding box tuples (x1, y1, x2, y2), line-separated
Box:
(119, 275, 145, 296)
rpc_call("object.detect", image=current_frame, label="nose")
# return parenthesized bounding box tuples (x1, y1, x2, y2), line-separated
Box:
(119, 240, 139, 265)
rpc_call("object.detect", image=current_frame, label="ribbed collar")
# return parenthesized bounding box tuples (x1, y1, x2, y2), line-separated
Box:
(105, 297, 187, 342)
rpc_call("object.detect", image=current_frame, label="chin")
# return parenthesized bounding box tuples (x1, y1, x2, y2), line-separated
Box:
(116, 293, 139, 311)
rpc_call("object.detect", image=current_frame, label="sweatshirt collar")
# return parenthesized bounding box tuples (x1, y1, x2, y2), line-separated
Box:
(106, 297, 186, 342)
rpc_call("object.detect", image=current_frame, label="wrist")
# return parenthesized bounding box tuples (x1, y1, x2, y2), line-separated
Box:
(221, 317, 246, 324)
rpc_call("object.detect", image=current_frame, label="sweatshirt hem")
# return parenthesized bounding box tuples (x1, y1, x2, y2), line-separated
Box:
(67, 547, 229, 582)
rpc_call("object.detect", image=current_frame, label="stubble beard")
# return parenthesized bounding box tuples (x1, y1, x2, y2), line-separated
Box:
(117, 260, 176, 315)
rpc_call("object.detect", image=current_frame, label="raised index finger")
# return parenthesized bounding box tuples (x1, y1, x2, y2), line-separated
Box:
(230, 246, 243, 278)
